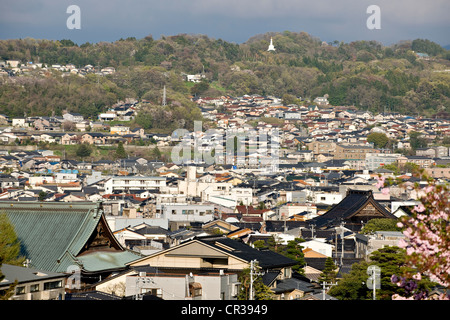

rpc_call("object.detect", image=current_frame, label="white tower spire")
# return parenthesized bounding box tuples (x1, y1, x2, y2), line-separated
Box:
(267, 37, 276, 51)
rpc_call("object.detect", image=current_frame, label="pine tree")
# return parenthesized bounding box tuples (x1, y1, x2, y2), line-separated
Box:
(115, 142, 127, 159)
(319, 257, 337, 284)
(76, 143, 92, 159)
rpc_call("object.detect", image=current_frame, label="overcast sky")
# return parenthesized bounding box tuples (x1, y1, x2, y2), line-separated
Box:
(0, 0, 449, 46)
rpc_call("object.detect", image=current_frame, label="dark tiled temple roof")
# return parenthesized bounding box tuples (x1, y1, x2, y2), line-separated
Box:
(310, 189, 396, 230)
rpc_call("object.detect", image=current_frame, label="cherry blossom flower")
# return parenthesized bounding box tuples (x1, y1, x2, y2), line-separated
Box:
(391, 179, 449, 300)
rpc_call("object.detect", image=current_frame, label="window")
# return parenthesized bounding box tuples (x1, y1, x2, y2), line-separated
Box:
(30, 284, 40, 293)
(44, 280, 62, 290)
(231, 283, 240, 297)
(16, 286, 26, 295)
(284, 268, 292, 278)
(142, 288, 162, 298)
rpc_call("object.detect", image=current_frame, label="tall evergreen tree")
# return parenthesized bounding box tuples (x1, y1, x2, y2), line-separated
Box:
(318, 257, 337, 284)
(115, 142, 127, 159)
(76, 143, 92, 159)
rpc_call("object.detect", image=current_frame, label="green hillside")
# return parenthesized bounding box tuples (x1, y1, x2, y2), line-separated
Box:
(0, 31, 449, 123)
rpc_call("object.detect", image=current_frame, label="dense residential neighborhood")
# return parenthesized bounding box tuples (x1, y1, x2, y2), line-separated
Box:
(0, 89, 449, 302)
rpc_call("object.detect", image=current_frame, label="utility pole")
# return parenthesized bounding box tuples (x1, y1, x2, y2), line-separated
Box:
(322, 281, 337, 300)
(249, 259, 254, 301)
(249, 259, 263, 300)
(339, 221, 345, 266)
(367, 265, 381, 300)
(162, 85, 167, 106)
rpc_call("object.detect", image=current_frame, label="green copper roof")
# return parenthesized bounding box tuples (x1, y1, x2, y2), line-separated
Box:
(1, 201, 140, 273)
(76, 251, 142, 272)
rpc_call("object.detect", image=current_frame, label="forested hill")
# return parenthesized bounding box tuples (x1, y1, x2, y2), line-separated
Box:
(0, 31, 449, 124)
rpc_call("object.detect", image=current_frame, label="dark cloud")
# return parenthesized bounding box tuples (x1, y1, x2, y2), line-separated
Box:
(0, 0, 448, 45)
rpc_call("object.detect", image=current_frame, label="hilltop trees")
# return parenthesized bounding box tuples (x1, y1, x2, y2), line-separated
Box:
(0, 32, 448, 119)
(367, 132, 389, 149)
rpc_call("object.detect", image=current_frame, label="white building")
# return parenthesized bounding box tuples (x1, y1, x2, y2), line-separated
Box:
(104, 176, 166, 194)
(186, 74, 205, 83)
(54, 171, 78, 184)
(126, 271, 239, 300)
(98, 113, 117, 121)
(12, 118, 28, 128)
(313, 192, 343, 206)
(300, 239, 334, 257)
(204, 187, 253, 208)
(279, 203, 318, 219)
(365, 153, 402, 171)
(63, 112, 84, 123)
(156, 203, 215, 224)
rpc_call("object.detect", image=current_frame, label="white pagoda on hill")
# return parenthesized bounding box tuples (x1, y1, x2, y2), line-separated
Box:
(267, 37, 276, 51)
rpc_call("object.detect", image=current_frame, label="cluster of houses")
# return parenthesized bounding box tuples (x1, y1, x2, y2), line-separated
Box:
(3, 99, 138, 129)
(0, 92, 449, 301)
(194, 94, 450, 175)
(0, 60, 115, 77)
(0, 100, 158, 147)
(0, 161, 416, 301)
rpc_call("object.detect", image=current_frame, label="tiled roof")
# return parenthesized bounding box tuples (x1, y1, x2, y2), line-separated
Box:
(2, 201, 101, 272)
(2, 201, 140, 273)
(0, 263, 66, 286)
(197, 236, 298, 270)
(311, 189, 396, 229)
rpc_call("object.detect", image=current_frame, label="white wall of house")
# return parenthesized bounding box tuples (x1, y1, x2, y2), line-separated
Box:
(313, 192, 343, 206)
(54, 172, 78, 184)
(106, 216, 169, 232)
(125, 273, 239, 300)
(300, 239, 334, 257)
(104, 176, 166, 194)
(279, 203, 317, 218)
(157, 203, 215, 223)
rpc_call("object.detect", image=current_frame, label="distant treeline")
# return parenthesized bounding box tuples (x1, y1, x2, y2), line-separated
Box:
(0, 32, 449, 120)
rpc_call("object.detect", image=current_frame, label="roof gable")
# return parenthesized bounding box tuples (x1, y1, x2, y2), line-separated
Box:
(129, 236, 297, 270)
(182, 241, 227, 257)
(2, 201, 134, 273)
(311, 189, 396, 230)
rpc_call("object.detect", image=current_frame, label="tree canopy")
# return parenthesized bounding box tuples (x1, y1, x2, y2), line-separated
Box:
(0, 212, 25, 300)
(1, 33, 449, 119)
